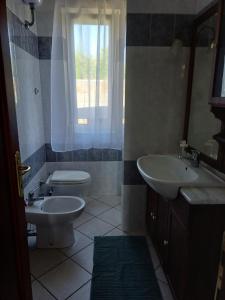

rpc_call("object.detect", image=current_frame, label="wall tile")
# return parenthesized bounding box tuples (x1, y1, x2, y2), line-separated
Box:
(123, 161, 145, 185)
(38, 37, 52, 59)
(150, 14, 175, 46)
(56, 151, 73, 162)
(73, 149, 88, 161)
(45, 143, 57, 162)
(122, 184, 147, 232)
(175, 15, 194, 46)
(8, 10, 39, 58)
(126, 13, 194, 47)
(23, 144, 46, 187)
(127, 0, 197, 14)
(126, 14, 151, 46)
(87, 148, 103, 161)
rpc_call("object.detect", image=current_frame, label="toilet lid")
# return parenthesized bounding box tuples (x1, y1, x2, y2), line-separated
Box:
(50, 170, 91, 184)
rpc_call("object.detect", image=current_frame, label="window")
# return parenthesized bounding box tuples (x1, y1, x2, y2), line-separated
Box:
(51, 1, 126, 151)
(73, 23, 110, 129)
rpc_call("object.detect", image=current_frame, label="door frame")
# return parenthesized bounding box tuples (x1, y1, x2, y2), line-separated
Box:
(0, 1, 32, 299)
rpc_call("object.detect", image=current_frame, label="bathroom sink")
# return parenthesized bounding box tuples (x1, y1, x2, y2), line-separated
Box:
(137, 154, 225, 199)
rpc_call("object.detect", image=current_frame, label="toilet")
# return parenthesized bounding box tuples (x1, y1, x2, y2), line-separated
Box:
(26, 170, 91, 248)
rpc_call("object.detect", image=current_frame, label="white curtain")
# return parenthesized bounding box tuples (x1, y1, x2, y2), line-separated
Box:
(51, 0, 126, 152)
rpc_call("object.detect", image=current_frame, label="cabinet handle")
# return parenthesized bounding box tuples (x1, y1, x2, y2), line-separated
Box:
(152, 215, 156, 221)
(163, 240, 168, 246)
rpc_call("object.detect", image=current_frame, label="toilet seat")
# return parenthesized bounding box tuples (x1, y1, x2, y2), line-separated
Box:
(47, 170, 91, 185)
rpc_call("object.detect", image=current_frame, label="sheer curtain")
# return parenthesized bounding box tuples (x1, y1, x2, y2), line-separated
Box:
(51, 0, 126, 152)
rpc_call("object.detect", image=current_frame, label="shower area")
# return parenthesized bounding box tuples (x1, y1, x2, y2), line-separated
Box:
(6, 0, 126, 298)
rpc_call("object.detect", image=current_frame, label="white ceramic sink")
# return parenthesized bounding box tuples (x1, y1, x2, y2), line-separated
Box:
(137, 155, 224, 199)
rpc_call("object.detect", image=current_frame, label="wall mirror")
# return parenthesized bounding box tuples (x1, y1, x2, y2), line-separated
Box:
(184, 1, 223, 168)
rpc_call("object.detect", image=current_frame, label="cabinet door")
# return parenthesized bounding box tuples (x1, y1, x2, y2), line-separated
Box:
(167, 211, 188, 300)
(215, 233, 225, 300)
(156, 196, 169, 268)
(146, 188, 158, 243)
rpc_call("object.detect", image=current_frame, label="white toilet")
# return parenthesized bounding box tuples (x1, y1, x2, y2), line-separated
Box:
(26, 170, 91, 248)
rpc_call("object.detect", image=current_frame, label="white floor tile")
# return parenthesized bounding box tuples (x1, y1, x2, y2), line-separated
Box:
(73, 212, 94, 228)
(29, 249, 66, 278)
(106, 228, 127, 236)
(32, 281, 55, 300)
(98, 208, 122, 226)
(98, 195, 121, 206)
(60, 231, 93, 257)
(71, 244, 94, 273)
(77, 217, 114, 239)
(84, 199, 111, 216)
(67, 281, 91, 300)
(39, 260, 91, 300)
(114, 204, 122, 211)
(158, 280, 174, 300)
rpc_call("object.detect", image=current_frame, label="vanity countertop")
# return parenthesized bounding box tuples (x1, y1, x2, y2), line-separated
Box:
(180, 187, 225, 205)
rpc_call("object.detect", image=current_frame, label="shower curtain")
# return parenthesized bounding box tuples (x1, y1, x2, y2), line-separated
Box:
(51, 0, 126, 152)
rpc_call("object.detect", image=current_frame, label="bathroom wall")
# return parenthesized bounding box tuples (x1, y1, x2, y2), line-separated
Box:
(122, 0, 198, 232)
(35, 0, 122, 198)
(6, 0, 47, 196)
(196, 0, 214, 13)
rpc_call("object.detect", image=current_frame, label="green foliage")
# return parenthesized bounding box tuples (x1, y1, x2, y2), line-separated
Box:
(75, 48, 108, 80)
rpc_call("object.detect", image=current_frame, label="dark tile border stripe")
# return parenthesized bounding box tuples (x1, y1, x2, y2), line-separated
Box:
(127, 13, 195, 47)
(46, 144, 122, 162)
(23, 144, 46, 187)
(8, 11, 196, 60)
(7, 10, 39, 58)
(123, 160, 145, 185)
(38, 37, 52, 59)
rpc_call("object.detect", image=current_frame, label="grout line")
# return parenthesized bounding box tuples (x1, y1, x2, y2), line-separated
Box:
(95, 211, 122, 228)
(65, 279, 92, 300)
(59, 240, 94, 259)
(33, 256, 69, 280)
(72, 214, 95, 230)
(69, 257, 93, 275)
(34, 278, 58, 300)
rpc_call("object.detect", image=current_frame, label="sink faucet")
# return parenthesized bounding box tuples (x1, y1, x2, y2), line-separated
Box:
(190, 149, 200, 168)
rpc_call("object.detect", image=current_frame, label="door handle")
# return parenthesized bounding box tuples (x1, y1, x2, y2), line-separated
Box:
(18, 164, 31, 176)
(15, 151, 31, 197)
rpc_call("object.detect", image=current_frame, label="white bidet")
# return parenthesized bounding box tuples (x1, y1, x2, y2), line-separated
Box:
(26, 196, 85, 248)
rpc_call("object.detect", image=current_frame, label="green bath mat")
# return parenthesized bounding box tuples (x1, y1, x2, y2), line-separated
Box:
(90, 236, 163, 300)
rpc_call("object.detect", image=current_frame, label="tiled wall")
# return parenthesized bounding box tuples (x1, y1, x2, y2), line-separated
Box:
(6, 1, 47, 193)
(196, 0, 214, 12)
(122, 0, 198, 232)
(7, 0, 122, 197)
(35, 0, 123, 197)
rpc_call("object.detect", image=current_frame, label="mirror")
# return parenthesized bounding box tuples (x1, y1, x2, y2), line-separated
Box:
(187, 10, 221, 160)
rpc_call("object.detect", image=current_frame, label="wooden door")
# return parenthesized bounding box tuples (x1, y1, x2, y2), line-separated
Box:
(156, 196, 169, 268)
(146, 188, 158, 243)
(215, 232, 225, 300)
(0, 1, 32, 299)
(167, 211, 188, 300)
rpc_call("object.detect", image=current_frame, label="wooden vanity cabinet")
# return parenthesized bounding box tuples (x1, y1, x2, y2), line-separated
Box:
(146, 187, 225, 300)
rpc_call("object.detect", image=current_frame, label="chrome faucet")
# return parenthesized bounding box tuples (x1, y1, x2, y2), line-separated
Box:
(190, 149, 200, 168)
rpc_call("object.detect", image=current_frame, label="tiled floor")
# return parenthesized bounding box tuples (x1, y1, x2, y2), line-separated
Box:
(29, 195, 174, 300)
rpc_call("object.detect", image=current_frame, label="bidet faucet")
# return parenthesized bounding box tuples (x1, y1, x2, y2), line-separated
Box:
(27, 192, 44, 206)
